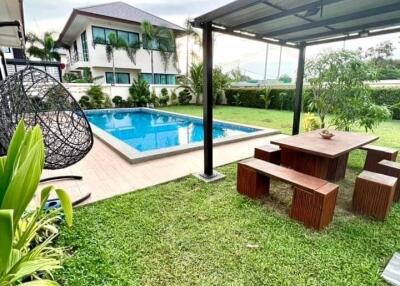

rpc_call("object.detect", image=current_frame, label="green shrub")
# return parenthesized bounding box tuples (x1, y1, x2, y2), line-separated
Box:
(0, 121, 73, 285)
(224, 87, 400, 120)
(129, 78, 151, 107)
(112, 96, 125, 108)
(370, 88, 400, 120)
(79, 95, 91, 109)
(178, 89, 192, 105)
(159, 88, 169, 106)
(84, 85, 109, 109)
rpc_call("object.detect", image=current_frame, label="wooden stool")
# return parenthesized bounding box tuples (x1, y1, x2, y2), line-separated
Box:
(361, 145, 398, 173)
(352, 171, 397, 220)
(254, 144, 281, 165)
(378, 160, 400, 202)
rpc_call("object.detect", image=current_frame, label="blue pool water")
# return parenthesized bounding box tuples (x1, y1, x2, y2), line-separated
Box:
(86, 109, 259, 152)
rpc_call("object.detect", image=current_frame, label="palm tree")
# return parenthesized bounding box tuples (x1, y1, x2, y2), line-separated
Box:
(179, 63, 203, 104)
(93, 32, 140, 85)
(184, 18, 201, 77)
(26, 32, 60, 61)
(140, 20, 176, 83)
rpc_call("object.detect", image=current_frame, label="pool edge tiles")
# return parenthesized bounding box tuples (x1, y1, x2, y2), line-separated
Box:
(85, 108, 281, 164)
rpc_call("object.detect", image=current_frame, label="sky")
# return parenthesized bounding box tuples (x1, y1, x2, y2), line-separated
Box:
(23, 0, 400, 80)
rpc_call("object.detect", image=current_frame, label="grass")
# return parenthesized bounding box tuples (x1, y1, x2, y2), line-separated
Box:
(55, 106, 400, 285)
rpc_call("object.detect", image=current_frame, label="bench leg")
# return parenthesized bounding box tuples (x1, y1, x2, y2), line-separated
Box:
(237, 164, 269, 199)
(290, 185, 338, 230)
(364, 150, 398, 173)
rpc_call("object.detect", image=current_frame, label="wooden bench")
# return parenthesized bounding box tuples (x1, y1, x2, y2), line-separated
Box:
(360, 145, 398, 173)
(254, 144, 281, 165)
(237, 158, 338, 230)
(378, 160, 400, 202)
(352, 170, 397, 220)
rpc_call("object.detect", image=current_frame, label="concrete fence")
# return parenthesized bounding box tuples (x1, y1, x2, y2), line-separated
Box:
(63, 83, 185, 103)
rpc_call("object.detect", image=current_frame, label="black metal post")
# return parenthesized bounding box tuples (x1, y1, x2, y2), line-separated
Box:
(202, 22, 214, 178)
(292, 44, 306, 135)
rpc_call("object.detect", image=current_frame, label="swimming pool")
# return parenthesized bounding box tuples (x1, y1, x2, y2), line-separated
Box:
(85, 108, 278, 163)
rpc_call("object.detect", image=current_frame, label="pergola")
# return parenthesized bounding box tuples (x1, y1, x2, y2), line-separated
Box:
(192, 0, 400, 179)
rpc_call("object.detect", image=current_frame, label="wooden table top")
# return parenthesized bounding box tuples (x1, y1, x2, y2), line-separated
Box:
(271, 129, 379, 158)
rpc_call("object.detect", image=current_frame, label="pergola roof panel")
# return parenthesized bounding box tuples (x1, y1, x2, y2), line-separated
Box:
(193, 0, 400, 47)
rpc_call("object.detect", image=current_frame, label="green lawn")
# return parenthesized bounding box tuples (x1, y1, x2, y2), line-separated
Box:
(56, 106, 400, 285)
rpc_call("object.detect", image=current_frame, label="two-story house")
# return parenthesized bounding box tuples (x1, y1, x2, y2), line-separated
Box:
(58, 1, 184, 85)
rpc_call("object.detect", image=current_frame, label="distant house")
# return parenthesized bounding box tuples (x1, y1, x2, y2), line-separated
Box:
(58, 1, 184, 85)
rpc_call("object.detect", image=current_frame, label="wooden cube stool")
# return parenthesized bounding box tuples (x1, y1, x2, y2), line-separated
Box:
(352, 171, 397, 220)
(378, 160, 400, 202)
(254, 144, 281, 165)
(361, 145, 398, 173)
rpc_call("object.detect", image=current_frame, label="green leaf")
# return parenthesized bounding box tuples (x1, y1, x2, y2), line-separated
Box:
(1, 141, 45, 227)
(54, 189, 73, 227)
(20, 280, 60, 286)
(0, 209, 13, 271)
(0, 121, 26, 205)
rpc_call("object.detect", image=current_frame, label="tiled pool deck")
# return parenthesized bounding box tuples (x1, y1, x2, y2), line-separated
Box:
(40, 132, 287, 205)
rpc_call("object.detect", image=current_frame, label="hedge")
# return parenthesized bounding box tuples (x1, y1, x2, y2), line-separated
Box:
(224, 88, 400, 120)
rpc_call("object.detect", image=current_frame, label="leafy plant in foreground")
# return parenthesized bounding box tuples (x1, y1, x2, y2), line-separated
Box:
(0, 121, 73, 285)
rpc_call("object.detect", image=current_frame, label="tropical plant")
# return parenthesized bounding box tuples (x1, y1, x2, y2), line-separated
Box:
(129, 78, 151, 107)
(83, 85, 111, 109)
(159, 88, 169, 106)
(179, 63, 203, 104)
(26, 32, 60, 61)
(303, 113, 320, 131)
(233, 93, 241, 106)
(305, 50, 391, 131)
(141, 21, 177, 81)
(0, 121, 73, 285)
(93, 32, 140, 85)
(178, 88, 192, 105)
(260, 87, 272, 109)
(184, 18, 201, 77)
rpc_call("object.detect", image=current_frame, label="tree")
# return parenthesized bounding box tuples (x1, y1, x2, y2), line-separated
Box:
(26, 32, 60, 61)
(305, 50, 390, 132)
(360, 41, 400, 80)
(184, 18, 201, 77)
(230, 67, 252, 82)
(179, 63, 203, 104)
(279, 74, 292, 83)
(213, 66, 232, 105)
(141, 21, 177, 82)
(93, 32, 140, 85)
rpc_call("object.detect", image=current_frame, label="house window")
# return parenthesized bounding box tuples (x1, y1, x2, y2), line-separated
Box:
(143, 35, 175, 52)
(92, 26, 139, 46)
(106, 72, 130, 84)
(81, 31, 89, 61)
(140, 73, 176, 85)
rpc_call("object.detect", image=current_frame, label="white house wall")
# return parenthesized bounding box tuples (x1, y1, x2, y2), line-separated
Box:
(66, 17, 179, 81)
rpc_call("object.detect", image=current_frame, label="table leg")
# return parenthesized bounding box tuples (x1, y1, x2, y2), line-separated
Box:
(280, 147, 348, 182)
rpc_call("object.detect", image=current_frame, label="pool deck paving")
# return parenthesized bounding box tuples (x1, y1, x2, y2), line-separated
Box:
(39, 131, 287, 206)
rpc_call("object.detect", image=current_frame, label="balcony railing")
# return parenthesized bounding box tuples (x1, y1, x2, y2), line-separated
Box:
(67, 52, 89, 65)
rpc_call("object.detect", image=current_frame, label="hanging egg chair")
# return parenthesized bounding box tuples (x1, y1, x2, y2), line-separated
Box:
(0, 65, 94, 170)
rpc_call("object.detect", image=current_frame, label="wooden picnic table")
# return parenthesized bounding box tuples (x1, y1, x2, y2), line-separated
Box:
(271, 129, 379, 182)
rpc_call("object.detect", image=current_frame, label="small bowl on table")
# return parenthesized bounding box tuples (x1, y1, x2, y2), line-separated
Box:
(319, 130, 335, 139)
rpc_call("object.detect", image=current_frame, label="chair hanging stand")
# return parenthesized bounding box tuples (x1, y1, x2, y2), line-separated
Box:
(0, 21, 93, 205)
